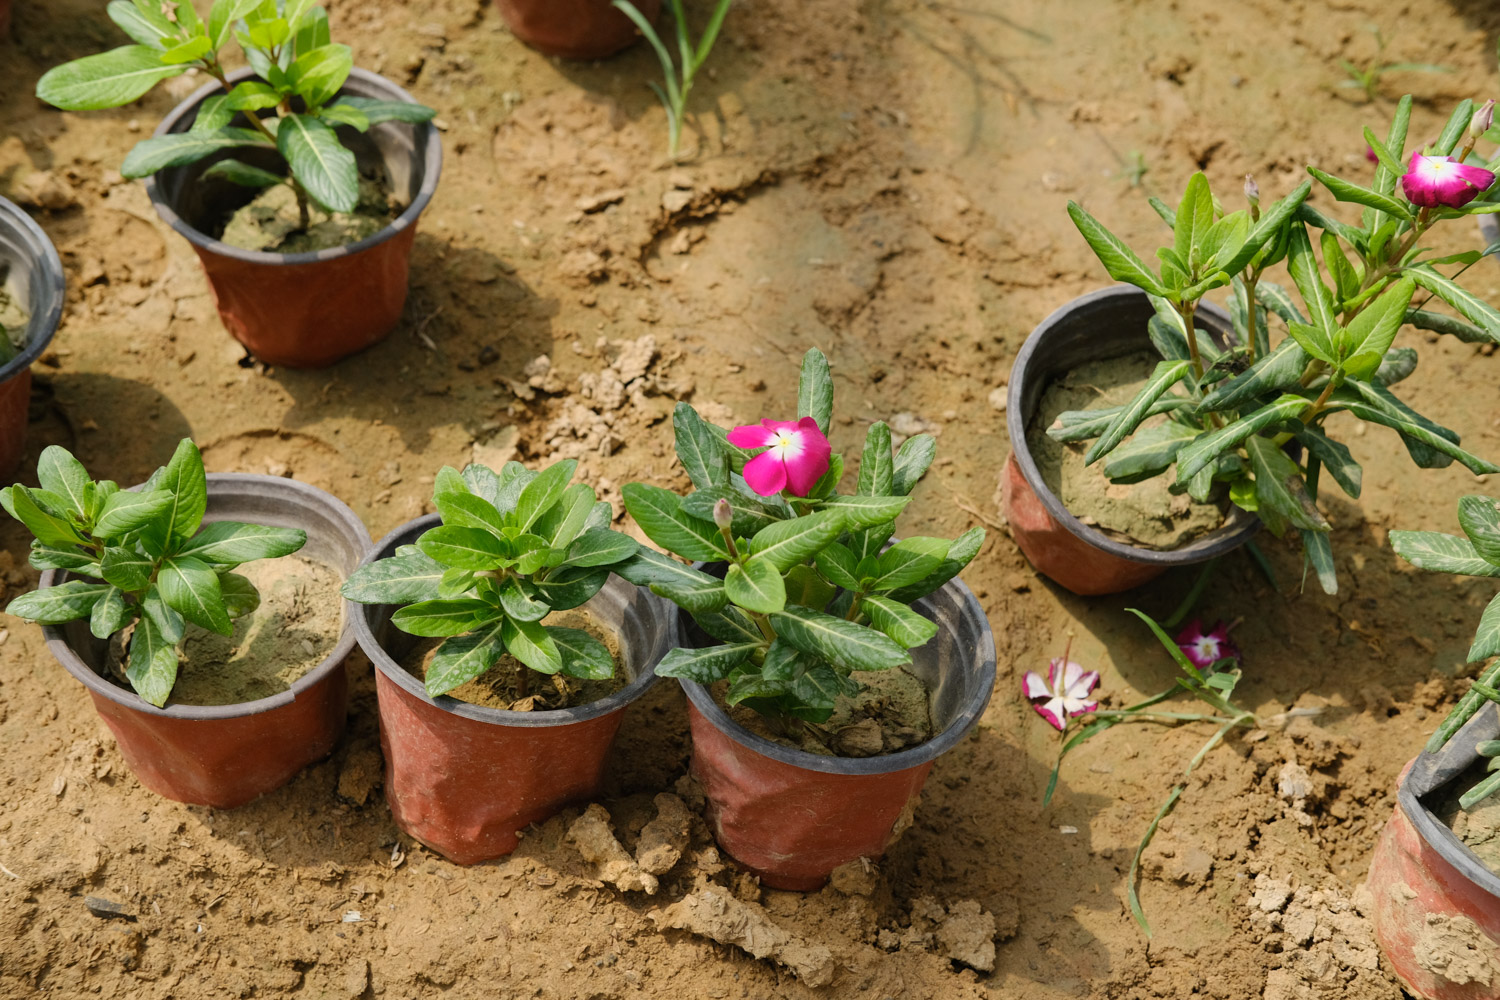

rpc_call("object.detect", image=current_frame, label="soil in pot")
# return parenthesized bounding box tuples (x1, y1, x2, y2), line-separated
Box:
(399, 607, 624, 711)
(1432, 757, 1500, 875)
(104, 554, 344, 707)
(0, 262, 28, 359)
(1025, 348, 1227, 550)
(218, 175, 401, 254)
(717, 666, 934, 758)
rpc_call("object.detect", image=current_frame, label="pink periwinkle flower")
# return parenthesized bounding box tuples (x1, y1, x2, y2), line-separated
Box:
(1364, 145, 1379, 164)
(1175, 619, 1240, 670)
(1024, 657, 1100, 732)
(726, 418, 832, 497)
(1400, 152, 1496, 209)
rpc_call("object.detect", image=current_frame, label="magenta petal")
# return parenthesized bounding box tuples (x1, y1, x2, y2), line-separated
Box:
(1402, 154, 1497, 209)
(727, 423, 777, 449)
(1033, 698, 1066, 732)
(1023, 671, 1051, 700)
(741, 451, 788, 496)
(783, 427, 832, 496)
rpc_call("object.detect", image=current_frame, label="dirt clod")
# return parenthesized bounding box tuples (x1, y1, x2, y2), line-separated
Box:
(568, 804, 659, 895)
(649, 885, 835, 987)
(635, 793, 691, 876)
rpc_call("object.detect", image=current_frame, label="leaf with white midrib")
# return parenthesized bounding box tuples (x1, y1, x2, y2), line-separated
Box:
(277, 113, 358, 213)
(126, 614, 179, 707)
(749, 510, 844, 572)
(770, 606, 910, 673)
(425, 622, 507, 697)
(1469, 593, 1500, 662)
(1390, 530, 1500, 578)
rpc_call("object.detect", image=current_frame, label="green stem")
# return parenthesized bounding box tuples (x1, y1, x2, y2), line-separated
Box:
(1162, 558, 1220, 630)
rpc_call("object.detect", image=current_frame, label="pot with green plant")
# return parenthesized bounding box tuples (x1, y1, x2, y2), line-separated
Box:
(1366, 496, 1500, 1000)
(617, 348, 995, 891)
(35, 1, 440, 368)
(1008, 95, 1500, 597)
(3, 439, 369, 807)
(0, 196, 65, 479)
(496, 0, 660, 60)
(343, 458, 673, 866)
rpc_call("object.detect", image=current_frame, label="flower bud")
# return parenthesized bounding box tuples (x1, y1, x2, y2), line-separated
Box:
(1243, 174, 1260, 220)
(713, 498, 733, 530)
(1472, 99, 1496, 139)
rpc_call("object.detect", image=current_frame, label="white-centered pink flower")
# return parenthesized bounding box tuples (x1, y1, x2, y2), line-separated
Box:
(726, 417, 832, 497)
(1401, 152, 1496, 209)
(1174, 619, 1239, 670)
(1024, 657, 1099, 732)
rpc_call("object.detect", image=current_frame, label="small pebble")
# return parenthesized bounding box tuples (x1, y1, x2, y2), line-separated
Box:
(85, 896, 133, 920)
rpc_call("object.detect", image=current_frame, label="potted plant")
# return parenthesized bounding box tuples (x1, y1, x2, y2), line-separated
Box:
(1007, 95, 1500, 596)
(342, 458, 672, 866)
(617, 348, 996, 891)
(0, 196, 64, 478)
(1366, 496, 1500, 1000)
(497, 0, 660, 60)
(34, 1, 441, 368)
(3, 439, 369, 807)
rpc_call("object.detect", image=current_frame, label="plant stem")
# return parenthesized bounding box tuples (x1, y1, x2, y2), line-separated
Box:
(1300, 376, 1340, 425)
(516, 663, 529, 699)
(1243, 270, 1261, 362)
(1177, 299, 1204, 382)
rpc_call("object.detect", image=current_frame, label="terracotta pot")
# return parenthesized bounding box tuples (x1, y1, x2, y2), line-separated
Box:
(39, 474, 371, 808)
(677, 576, 996, 891)
(1003, 285, 1262, 596)
(496, 0, 661, 60)
(1368, 704, 1500, 999)
(143, 68, 442, 368)
(351, 515, 675, 866)
(0, 196, 63, 478)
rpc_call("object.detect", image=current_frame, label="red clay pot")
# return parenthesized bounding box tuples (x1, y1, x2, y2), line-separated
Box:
(352, 516, 675, 865)
(497, 0, 661, 60)
(1004, 286, 1261, 596)
(0, 195, 63, 478)
(1368, 707, 1500, 999)
(143, 68, 442, 369)
(677, 576, 995, 891)
(39, 475, 370, 808)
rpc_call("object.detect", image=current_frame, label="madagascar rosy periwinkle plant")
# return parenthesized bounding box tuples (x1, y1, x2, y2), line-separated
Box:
(2, 440, 307, 706)
(340, 460, 639, 700)
(617, 348, 983, 735)
(1390, 495, 1500, 809)
(1060, 95, 1500, 595)
(36, 1, 436, 225)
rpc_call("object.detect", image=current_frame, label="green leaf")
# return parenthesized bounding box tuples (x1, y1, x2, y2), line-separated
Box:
(549, 627, 614, 680)
(1408, 269, 1500, 343)
(1202, 210, 1250, 274)
(157, 439, 209, 542)
(885, 526, 986, 604)
(530, 483, 596, 551)
(6, 581, 110, 624)
(140, 586, 184, 643)
(1286, 224, 1336, 339)
(725, 667, 792, 706)
(209, 0, 261, 49)
(1335, 389, 1498, 475)
(818, 494, 910, 528)
(1341, 277, 1415, 379)
(861, 594, 938, 648)
(434, 490, 507, 536)
(341, 551, 445, 604)
(1338, 380, 1462, 469)
(1174, 172, 1215, 271)
(622, 483, 730, 561)
(292, 6, 331, 60)
(1102, 421, 1200, 483)
(871, 537, 951, 591)
(458, 463, 501, 506)
(178, 521, 306, 565)
(93, 489, 173, 537)
(749, 510, 845, 572)
(27, 543, 98, 574)
(159, 555, 231, 635)
(692, 607, 763, 645)
(1176, 394, 1307, 483)
(502, 617, 563, 675)
(891, 435, 936, 496)
(497, 578, 548, 621)
(1301, 528, 1338, 595)
(1293, 428, 1361, 499)
(616, 546, 720, 591)
(814, 543, 860, 590)
(1468, 592, 1500, 662)
(1245, 436, 1329, 536)
(1435, 99, 1474, 157)
(674, 403, 729, 489)
(1046, 397, 1189, 442)
(100, 546, 153, 591)
(121, 128, 269, 178)
(36, 45, 185, 111)
(856, 422, 893, 497)
(276, 113, 358, 213)
(190, 95, 234, 133)
(1321, 230, 1360, 302)
(126, 615, 179, 706)
(218, 572, 260, 618)
(8, 486, 88, 547)
(202, 158, 285, 187)
(650, 578, 728, 614)
(513, 460, 577, 532)
(797, 348, 835, 434)
(1306, 166, 1412, 221)
(1219, 180, 1313, 276)
(287, 42, 351, 108)
(224, 80, 282, 111)
(318, 102, 370, 131)
(159, 34, 212, 64)
(1084, 360, 1192, 465)
(1066, 201, 1167, 296)
(332, 95, 437, 125)
(1374, 346, 1418, 385)
(36, 446, 91, 518)
(424, 622, 506, 697)
(417, 526, 507, 571)
(770, 606, 910, 673)
(1457, 495, 1500, 565)
(391, 599, 498, 637)
(1390, 530, 1500, 577)
(108, 0, 174, 48)
(89, 586, 133, 639)
(725, 557, 787, 614)
(682, 487, 785, 537)
(559, 528, 637, 569)
(530, 566, 608, 611)
(655, 643, 760, 684)
(792, 665, 860, 716)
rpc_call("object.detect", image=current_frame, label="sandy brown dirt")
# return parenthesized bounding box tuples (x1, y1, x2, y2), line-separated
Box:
(3, 0, 1500, 997)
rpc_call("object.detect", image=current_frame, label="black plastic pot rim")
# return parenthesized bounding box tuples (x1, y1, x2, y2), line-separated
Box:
(353, 514, 663, 729)
(142, 67, 442, 267)
(1398, 700, 1500, 897)
(677, 575, 997, 776)
(0, 196, 63, 385)
(40, 473, 367, 721)
(1005, 284, 1261, 567)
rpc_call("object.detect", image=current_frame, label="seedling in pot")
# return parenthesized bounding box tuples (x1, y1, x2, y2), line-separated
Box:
(35, 1, 436, 228)
(1059, 95, 1500, 595)
(612, 0, 733, 160)
(2, 440, 307, 706)
(618, 347, 983, 743)
(341, 460, 640, 701)
(1391, 495, 1500, 811)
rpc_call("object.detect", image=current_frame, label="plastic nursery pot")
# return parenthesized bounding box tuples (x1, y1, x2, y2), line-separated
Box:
(496, 0, 662, 60)
(0, 196, 64, 479)
(1367, 704, 1500, 1000)
(143, 67, 442, 369)
(1003, 285, 1261, 596)
(677, 577, 996, 892)
(351, 515, 675, 866)
(38, 474, 370, 809)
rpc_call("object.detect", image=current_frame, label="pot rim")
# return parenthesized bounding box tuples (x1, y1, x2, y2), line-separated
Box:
(39, 473, 368, 721)
(1398, 700, 1500, 897)
(0, 195, 64, 384)
(142, 67, 442, 267)
(677, 575, 997, 775)
(353, 514, 664, 728)
(1005, 284, 1262, 567)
